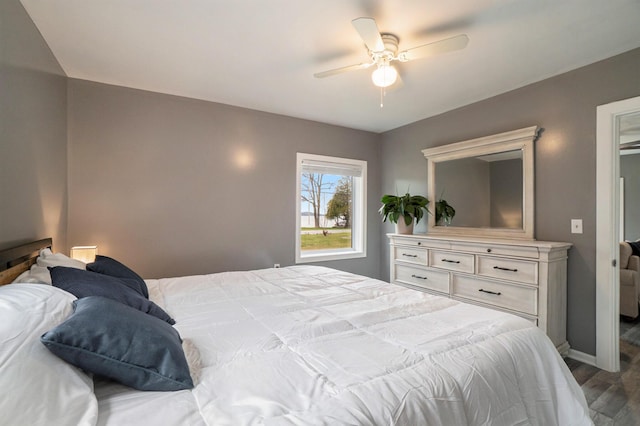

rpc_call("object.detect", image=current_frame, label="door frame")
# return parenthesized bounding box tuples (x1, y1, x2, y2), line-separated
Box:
(596, 95, 640, 372)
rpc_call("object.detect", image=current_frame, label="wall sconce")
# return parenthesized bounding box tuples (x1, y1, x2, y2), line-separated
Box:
(70, 246, 97, 263)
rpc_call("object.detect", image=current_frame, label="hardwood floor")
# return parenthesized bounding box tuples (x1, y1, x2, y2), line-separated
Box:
(565, 315, 640, 425)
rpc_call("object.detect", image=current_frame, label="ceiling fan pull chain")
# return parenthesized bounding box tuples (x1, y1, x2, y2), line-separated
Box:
(380, 86, 389, 108)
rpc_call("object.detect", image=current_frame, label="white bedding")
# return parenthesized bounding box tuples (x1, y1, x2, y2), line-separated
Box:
(0, 285, 98, 426)
(94, 265, 591, 425)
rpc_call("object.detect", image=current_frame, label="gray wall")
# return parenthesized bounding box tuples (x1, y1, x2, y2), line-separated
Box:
(0, 0, 68, 251)
(436, 158, 490, 227)
(490, 159, 522, 228)
(380, 47, 640, 356)
(622, 153, 640, 241)
(67, 79, 381, 279)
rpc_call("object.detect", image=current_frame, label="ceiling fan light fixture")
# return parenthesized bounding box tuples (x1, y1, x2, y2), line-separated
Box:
(371, 64, 397, 88)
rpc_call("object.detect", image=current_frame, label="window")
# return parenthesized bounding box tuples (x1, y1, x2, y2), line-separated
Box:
(296, 153, 367, 263)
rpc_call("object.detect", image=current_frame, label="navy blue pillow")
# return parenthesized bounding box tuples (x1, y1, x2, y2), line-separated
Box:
(41, 297, 193, 391)
(628, 241, 640, 257)
(87, 255, 149, 298)
(49, 266, 174, 325)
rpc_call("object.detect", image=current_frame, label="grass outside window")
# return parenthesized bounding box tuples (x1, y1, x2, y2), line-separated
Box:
(301, 230, 352, 250)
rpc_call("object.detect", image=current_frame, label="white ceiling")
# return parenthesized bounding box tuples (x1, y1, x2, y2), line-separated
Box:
(21, 0, 640, 133)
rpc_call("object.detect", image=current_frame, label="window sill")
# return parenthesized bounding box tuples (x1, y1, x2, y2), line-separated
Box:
(296, 249, 366, 264)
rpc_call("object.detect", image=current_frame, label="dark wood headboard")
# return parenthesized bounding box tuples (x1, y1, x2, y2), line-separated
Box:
(0, 238, 52, 285)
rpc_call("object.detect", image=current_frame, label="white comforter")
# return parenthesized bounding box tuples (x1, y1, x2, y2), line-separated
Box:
(95, 265, 591, 425)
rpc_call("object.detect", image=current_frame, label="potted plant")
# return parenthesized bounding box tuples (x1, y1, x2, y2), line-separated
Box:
(435, 199, 456, 226)
(379, 193, 430, 234)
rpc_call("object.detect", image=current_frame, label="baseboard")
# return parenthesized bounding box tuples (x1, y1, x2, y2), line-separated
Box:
(556, 341, 570, 357)
(566, 348, 597, 367)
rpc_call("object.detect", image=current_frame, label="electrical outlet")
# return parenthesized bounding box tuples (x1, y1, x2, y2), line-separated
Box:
(571, 219, 583, 234)
(274, 263, 280, 268)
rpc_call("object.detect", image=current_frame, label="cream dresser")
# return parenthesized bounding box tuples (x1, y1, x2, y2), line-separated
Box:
(388, 234, 572, 354)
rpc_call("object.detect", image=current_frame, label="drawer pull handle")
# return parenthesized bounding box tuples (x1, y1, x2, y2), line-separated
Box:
(442, 259, 461, 264)
(493, 266, 518, 272)
(402, 253, 418, 258)
(411, 274, 428, 280)
(479, 288, 502, 296)
(486, 248, 492, 253)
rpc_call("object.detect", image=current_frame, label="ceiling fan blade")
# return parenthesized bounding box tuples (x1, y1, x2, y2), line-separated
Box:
(352, 17, 385, 52)
(397, 34, 469, 62)
(314, 62, 373, 79)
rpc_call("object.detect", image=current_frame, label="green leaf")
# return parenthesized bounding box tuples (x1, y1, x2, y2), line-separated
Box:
(435, 199, 456, 223)
(378, 192, 431, 224)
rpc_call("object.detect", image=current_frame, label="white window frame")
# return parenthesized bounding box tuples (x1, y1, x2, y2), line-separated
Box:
(296, 153, 367, 263)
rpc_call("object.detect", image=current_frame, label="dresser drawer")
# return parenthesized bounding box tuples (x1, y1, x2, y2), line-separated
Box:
(450, 242, 539, 259)
(452, 275, 537, 316)
(477, 256, 538, 285)
(429, 251, 474, 273)
(415, 239, 451, 250)
(394, 264, 450, 294)
(392, 236, 450, 250)
(393, 246, 427, 265)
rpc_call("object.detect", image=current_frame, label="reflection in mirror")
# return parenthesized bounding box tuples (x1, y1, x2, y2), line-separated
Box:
(422, 126, 538, 240)
(435, 150, 523, 229)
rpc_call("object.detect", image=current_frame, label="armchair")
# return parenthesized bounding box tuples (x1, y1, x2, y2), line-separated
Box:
(620, 241, 640, 318)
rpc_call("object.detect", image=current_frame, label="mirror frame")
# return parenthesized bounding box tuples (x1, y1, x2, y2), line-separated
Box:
(422, 126, 538, 240)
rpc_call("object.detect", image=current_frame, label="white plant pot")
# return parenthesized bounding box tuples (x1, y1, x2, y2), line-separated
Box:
(395, 218, 414, 235)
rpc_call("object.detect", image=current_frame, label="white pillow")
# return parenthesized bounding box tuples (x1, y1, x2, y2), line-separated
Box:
(12, 265, 53, 285)
(0, 284, 98, 426)
(37, 248, 87, 270)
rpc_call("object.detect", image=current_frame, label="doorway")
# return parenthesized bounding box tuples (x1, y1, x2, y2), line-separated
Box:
(596, 95, 640, 372)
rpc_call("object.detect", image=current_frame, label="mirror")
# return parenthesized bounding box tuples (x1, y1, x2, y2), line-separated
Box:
(434, 150, 523, 229)
(422, 126, 538, 240)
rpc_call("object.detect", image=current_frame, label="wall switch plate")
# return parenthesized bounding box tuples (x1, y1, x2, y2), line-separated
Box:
(571, 219, 583, 234)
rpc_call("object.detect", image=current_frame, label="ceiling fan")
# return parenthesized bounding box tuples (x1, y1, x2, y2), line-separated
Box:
(314, 17, 469, 90)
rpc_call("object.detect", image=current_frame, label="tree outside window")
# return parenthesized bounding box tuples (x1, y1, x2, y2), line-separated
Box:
(326, 176, 352, 228)
(296, 153, 366, 263)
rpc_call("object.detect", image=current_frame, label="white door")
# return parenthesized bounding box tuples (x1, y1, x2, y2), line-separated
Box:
(596, 95, 640, 372)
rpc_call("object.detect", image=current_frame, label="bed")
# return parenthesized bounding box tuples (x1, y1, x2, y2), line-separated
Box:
(0, 239, 592, 425)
